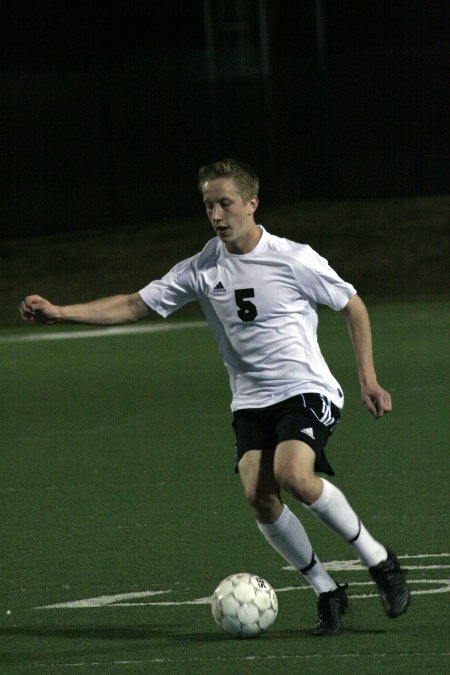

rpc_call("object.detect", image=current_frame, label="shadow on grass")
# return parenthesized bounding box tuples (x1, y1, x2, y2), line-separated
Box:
(169, 627, 387, 642)
(0, 624, 387, 642)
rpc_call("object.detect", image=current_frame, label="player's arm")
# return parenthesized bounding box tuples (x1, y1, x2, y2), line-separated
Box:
(19, 292, 151, 325)
(342, 294, 392, 418)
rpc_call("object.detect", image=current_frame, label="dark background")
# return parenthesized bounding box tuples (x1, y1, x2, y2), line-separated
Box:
(1, 0, 449, 237)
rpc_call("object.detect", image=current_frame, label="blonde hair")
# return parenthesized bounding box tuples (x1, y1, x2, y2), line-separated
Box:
(198, 159, 259, 203)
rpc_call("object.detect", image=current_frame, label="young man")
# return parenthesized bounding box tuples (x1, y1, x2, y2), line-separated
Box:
(20, 159, 410, 635)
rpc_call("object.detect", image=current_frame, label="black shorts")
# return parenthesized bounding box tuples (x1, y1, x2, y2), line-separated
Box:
(232, 393, 341, 476)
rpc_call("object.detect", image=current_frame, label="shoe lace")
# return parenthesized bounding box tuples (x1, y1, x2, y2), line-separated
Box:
(372, 558, 406, 592)
(317, 584, 348, 622)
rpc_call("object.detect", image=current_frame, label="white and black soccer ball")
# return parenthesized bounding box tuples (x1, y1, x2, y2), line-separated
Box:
(211, 572, 278, 638)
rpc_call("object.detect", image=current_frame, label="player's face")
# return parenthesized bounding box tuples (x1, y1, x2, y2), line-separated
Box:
(202, 178, 259, 254)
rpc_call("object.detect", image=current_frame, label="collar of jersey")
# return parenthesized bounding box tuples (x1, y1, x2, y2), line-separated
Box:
(221, 225, 269, 258)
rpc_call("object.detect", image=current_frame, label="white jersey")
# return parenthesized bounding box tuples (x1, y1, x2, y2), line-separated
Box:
(139, 226, 356, 411)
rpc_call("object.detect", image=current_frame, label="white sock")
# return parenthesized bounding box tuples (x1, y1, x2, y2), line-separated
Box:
(257, 504, 337, 594)
(307, 478, 387, 567)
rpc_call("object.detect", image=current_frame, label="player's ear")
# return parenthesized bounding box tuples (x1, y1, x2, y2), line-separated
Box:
(247, 195, 259, 215)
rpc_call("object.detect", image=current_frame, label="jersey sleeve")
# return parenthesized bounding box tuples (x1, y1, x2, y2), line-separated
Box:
(138, 255, 198, 318)
(291, 246, 356, 310)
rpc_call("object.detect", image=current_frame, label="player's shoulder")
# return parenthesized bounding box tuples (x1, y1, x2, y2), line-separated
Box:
(188, 236, 222, 272)
(265, 231, 321, 262)
(163, 238, 217, 280)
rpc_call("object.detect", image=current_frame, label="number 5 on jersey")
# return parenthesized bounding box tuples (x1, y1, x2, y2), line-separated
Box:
(235, 288, 257, 322)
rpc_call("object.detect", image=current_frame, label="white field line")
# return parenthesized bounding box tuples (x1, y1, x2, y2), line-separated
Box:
(400, 553, 450, 558)
(34, 575, 450, 609)
(8, 653, 450, 669)
(115, 580, 450, 606)
(114, 588, 450, 607)
(282, 553, 450, 572)
(36, 589, 171, 609)
(0, 320, 207, 344)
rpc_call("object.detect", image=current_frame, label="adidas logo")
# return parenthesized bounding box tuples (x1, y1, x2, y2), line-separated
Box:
(301, 427, 315, 440)
(212, 281, 227, 294)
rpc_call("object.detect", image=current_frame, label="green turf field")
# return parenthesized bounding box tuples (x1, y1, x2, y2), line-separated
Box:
(1, 300, 448, 673)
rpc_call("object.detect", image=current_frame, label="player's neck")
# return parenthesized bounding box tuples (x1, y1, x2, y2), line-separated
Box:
(225, 223, 262, 255)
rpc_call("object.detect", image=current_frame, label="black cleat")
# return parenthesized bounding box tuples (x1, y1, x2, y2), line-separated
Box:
(312, 583, 348, 636)
(369, 549, 410, 618)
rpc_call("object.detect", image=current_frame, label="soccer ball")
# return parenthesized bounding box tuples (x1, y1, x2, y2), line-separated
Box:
(211, 573, 278, 638)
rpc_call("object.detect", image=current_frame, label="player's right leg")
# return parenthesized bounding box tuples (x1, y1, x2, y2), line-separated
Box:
(237, 449, 347, 635)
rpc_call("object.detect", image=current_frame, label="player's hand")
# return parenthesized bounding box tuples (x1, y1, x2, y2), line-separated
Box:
(361, 382, 392, 418)
(19, 295, 59, 324)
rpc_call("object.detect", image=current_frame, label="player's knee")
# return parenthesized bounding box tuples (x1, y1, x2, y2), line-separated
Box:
(275, 466, 316, 504)
(244, 484, 279, 520)
(243, 482, 264, 508)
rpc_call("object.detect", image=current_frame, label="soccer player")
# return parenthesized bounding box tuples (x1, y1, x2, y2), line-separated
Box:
(20, 159, 410, 635)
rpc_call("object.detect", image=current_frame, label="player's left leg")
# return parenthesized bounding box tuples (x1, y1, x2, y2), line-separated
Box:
(275, 440, 410, 618)
(275, 440, 387, 565)
(309, 475, 411, 618)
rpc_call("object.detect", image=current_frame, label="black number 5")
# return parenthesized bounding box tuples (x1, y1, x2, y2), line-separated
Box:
(235, 288, 257, 322)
